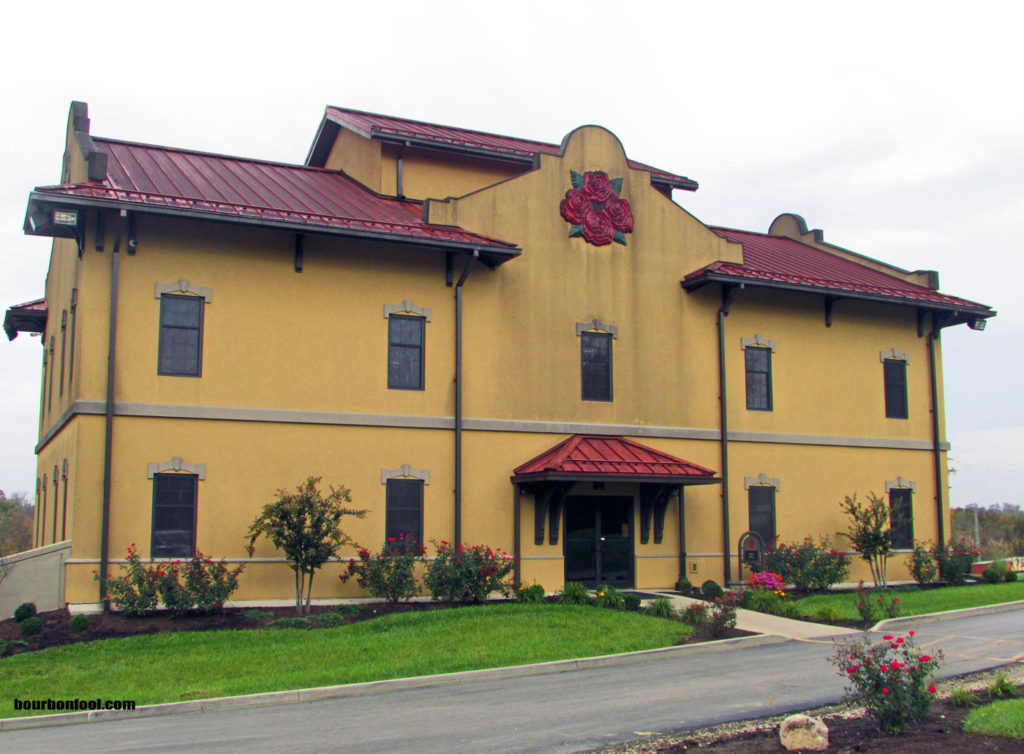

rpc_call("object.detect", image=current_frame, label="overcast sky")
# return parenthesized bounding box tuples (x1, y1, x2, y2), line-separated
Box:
(1, 1, 1020, 509)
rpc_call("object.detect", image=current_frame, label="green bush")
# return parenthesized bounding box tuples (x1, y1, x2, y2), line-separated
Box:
(908, 542, 937, 586)
(13, 602, 36, 622)
(424, 541, 515, 603)
(514, 583, 546, 604)
(983, 564, 1008, 584)
(68, 614, 89, 634)
(990, 673, 1021, 699)
(743, 588, 796, 617)
(241, 609, 271, 625)
(950, 689, 975, 707)
(266, 617, 312, 630)
(19, 616, 43, 637)
(762, 537, 851, 592)
(624, 593, 642, 612)
(594, 585, 625, 610)
(556, 581, 591, 605)
(814, 605, 838, 623)
(342, 536, 424, 603)
(675, 578, 692, 594)
(99, 545, 159, 616)
(833, 630, 942, 734)
(701, 579, 723, 600)
(317, 612, 351, 628)
(330, 603, 362, 616)
(182, 553, 245, 613)
(855, 581, 878, 628)
(705, 594, 739, 638)
(680, 602, 708, 627)
(646, 597, 677, 620)
(1006, 570, 1019, 583)
(931, 538, 978, 586)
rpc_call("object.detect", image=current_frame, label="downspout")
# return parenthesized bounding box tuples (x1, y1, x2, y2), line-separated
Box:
(717, 284, 742, 585)
(513, 484, 521, 585)
(927, 313, 946, 544)
(454, 250, 478, 546)
(99, 210, 126, 609)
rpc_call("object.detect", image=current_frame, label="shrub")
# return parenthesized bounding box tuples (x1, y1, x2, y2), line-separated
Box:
(624, 593, 642, 612)
(19, 616, 43, 637)
(680, 601, 708, 627)
(424, 541, 515, 603)
(342, 535, 424, 603)
(101, 545, 159, 616)
(990, 674, 1021, 699)
(931, 538, 978, 586)
(877, 593, 902, 619)
(646, 597, 677, 620)
(266, 617, 312, 630)
(833, 630, 943, 734)
(241, 608, 271, 625)
(701, 579, 724, 600)
(1006, 570, 1019, 583)
(514, 583, 546, 604)
(556, 581, 591, 605)
(908, 542, 937, 586)
(155, 567, 193, 618)
(855, 581, 878, 628)
(675, 578, 692, 594)
(839, 493, 893, 588)
(68, 614, 89, 634)
(814, 605, 838, 623)
(743, 588, 797, 618)
(950, 689, 975, 707)
(330, 603, 362, 616)
(705, 593, 739, 638)
(762, 538, 850, 592)
(182, 553, 245, 613)
(983, 564, 1007, 584)
(317, 612, 351, 628)
(746, 570, 785, 592)
(594, 584, 625, 610)
(13, 602, 36, 622)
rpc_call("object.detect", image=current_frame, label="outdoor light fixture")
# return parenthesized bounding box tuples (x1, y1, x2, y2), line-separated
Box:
(53, 209, 79, 226)
(968, 318, 987, 331)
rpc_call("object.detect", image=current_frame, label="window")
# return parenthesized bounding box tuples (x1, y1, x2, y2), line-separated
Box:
(883, 358, 908, 419)
(581, 331, 613, 401)
(745, 346, 772, 411)
(385, 478, 423, 544)
(889, 488, 913, 549)
(151, 473, 197, 558)
(748, 486, 776, 544)
(159, 294, 204, 376)
(388, 314, 425, 390)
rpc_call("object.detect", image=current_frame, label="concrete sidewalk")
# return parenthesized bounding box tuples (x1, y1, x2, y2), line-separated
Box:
(645, 590, 861, 640)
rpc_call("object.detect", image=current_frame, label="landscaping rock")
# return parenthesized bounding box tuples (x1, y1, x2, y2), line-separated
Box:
(779, 714, 829, 751)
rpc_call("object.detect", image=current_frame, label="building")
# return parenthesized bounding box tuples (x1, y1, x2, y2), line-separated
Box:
(5, 102, 994, 610)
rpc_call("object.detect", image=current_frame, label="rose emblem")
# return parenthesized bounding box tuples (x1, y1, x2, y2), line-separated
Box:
(560, 170, 632, 246)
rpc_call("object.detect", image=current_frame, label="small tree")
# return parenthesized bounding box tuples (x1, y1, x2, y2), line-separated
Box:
(245, 476, 365, 615)
(839, 492, 892, 588)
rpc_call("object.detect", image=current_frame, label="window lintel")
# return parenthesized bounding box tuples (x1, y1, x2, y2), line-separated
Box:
(147, 457, 206, 480)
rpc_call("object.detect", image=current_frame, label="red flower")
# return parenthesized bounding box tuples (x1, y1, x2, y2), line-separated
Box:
(582, 209, 615, 246)
(605, 197, 633, 233)
(908, 631, 915, 636)
(560, 188, 590, 225)
(928, 685, 937, 693)
(583, 171, 615, 202)
(883, 635, 894, 640)
(846, 665, 858, 674)
(920, 655, 932, 662)
(882, 687, 890, 694)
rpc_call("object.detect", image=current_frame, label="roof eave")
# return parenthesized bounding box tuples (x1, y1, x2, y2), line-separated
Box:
(25, 192, 521, 266)
(681, 272, 994, 322)
(511, 472, 720, 485)
(4, 307, 46, 341)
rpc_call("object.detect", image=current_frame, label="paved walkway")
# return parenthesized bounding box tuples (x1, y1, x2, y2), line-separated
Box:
(646, 590, 861, 639)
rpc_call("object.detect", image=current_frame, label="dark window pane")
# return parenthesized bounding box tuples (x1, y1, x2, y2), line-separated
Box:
(748, 486, 775, 544)
(745, 347, 772, 411)
(386, 479, 422, 544)
(159, 294, 203, 376)
(884, 359, 908, 418)
(388, 316, 424, 389)
(889, 489, 913, 549)
(581, 332, 612, 402)
(152, 473, 196, 558)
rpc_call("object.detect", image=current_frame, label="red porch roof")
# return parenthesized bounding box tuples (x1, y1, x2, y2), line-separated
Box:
(4, 298, 47, 341)
(683, 227, 993, 318)
(315, 106, 699, 192)
(28, 138, 519, 263)
(513, 435, 717, 483)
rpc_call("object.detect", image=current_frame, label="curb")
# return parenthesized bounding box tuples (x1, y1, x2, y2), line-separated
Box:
(0, 633, 788, 732)
(872, 599, 1024, 632)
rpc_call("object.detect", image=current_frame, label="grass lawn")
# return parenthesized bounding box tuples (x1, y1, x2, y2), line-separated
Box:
(793, 581, 1024, 621)
(0, 604, 689, 717)
(964, 698, 1024, 738)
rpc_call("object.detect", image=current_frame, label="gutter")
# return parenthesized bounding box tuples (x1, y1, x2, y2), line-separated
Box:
(454, 251, 478, 546)
(99, 210, 127, 609)
(928, 315, 946, 544)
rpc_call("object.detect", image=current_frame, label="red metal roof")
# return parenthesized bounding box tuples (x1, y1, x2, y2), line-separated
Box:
(322, 107, 699, 191)
(31, 138, 518, 255)
(513, 435, 717, 480)
(685, 227, 992, 315)
(4, 298, 47, 341)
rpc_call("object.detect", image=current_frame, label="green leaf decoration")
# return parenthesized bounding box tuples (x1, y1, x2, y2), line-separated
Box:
(569, 224, 583, 238)
(611, 177, 623, 194)
(613, 231, 627, 246)
(570, 170, 584, 190)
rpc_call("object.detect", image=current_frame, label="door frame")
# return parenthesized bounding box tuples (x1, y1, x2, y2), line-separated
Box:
(562, 495, 634, 588)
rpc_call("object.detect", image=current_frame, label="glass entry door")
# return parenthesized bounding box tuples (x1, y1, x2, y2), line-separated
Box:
(564, 496, 633, 588)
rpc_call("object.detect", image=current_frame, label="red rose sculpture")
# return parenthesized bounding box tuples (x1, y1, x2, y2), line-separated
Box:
(560, 170, 632, 246)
